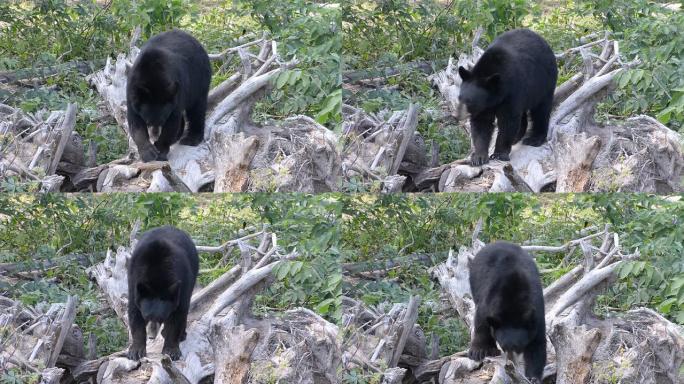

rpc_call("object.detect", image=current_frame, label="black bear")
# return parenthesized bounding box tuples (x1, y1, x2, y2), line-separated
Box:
(458, 29, 557, 166)
(468, 241, 546, 383)
(126, 29, 211, 162)
(127, 226, 199, 360)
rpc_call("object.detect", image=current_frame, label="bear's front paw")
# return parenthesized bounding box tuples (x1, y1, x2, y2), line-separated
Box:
(127, 344, 146, 361)
(163, 345, 182, 360)
(138, 146, 159, 163)
(490, 152, 510, 162)
(471, 153, 489, 166)
(522, 136, 546, 147)
(468, 345, 500, 361)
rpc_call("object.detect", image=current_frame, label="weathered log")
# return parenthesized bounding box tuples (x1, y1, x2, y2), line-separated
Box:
(210, 323, 258, 384)
(0, 295, 86, 382)
(211, 132, 259, 192)
(554, 132, 601, 192)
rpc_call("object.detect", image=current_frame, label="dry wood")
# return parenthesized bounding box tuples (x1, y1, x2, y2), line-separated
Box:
(211, 132, 259, 192)
(46, 295, 78, 368)
(47, 103, 77, 175)
(0, 295, 87, 383)
(210, 324, 259, 384)
(554, 132, 602, 192)
(388, 295, 421, 367)
(389, 103, 420, 175)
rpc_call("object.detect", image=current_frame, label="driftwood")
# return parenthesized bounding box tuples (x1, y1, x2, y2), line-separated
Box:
(0, 102, 81, 191)
(342, 103, 428, 192)
(75, 224, 340, 384)
(0, 28, 341, 192)
(0, 295, 83, 383)
(343, 30, 683, 193)
(342, 223, 684, 383)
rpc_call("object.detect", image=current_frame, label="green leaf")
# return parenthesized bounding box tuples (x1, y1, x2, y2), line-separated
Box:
(619, 261, 635, 279)
(658, 298, 677, 314)
(275, 262, 291, 280)
(275, 71, 290, 89)
(315, 298, 334, 315)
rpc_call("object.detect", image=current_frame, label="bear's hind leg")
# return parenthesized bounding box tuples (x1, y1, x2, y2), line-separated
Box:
(179, 98, 207, 146)
(523, 97, 552, 147)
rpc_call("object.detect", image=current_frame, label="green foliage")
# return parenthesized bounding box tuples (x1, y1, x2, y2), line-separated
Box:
(249, 193, 343, 318)
(342, 368, 383, 384)
(343, 0, 536, 69)
(0, 0, 125, 68)
(0, 369, 40, 384)
(245, 0, 341, 127)
(580, 194, 684, 323)
(557, 1, 684, 127)
(111, 0, 197, 38)
(582, 0, 684, 128)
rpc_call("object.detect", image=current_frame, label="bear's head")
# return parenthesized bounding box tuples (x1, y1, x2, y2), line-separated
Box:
(128, 49, 179, 128)
(485, 269, 538, 353)
(487, 309, 536, 353)
(136, 280, 180, 323)
(458, 66, 502, 116)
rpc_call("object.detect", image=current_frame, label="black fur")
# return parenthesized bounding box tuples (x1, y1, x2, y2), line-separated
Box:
(126, 29, 211, 162)
(458, 29, 557, 166)
(127, 226, 199, 361)
(468, 241, 546, 383)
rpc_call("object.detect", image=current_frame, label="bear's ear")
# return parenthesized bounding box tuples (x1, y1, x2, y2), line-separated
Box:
(485, 74, 500, 88)
(458, 66, 472, 81)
